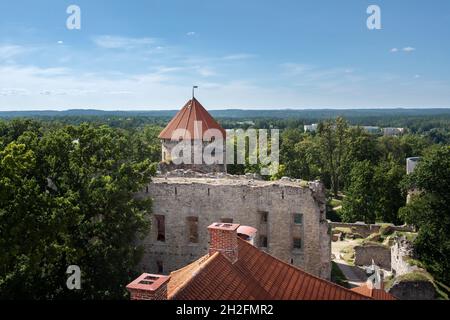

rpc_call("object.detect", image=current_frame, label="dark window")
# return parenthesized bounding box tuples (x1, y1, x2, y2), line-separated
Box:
(221, 218, 233, 223)
(187, 216, 199, 243)
(156, 260, 163, 274)
(155, 215, 165, 242)
(259, 211, 268, 223)
(293, 237, 302, 250)
(294, 213, 303, 224)
(259, 235, 268, 248)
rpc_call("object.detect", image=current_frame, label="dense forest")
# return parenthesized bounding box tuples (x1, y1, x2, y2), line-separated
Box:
(0, 109, 449, 297)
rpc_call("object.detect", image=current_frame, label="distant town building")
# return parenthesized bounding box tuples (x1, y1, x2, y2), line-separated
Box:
(304, 123, 318, 132)
(384, 127, 405, 136)
(362, 126, 381, 134)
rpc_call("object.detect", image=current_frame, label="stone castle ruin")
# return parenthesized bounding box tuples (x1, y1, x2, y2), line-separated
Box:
(137, 97, 331, 279)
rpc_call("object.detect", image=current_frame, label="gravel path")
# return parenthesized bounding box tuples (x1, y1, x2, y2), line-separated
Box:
(332, 239, 369, 288)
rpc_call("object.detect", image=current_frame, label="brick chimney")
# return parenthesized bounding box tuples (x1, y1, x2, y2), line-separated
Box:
(208, 223, 240, 263)
(126, 273, 170, 300)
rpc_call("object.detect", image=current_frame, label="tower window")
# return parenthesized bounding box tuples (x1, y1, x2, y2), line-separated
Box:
(156, 260, 164, 274)
(293, 237, 302, 250)
(294, 213, 303, 225)
(187, 216, 199, 243)
(259, 211, 268, 223)
(259, 235, 268, 248)
(155, 215, 165, 242)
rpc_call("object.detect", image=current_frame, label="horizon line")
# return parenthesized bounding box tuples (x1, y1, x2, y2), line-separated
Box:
(1, 106, 450, 112)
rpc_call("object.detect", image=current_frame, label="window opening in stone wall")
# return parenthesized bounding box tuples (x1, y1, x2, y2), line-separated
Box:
(294, 213, 303, 224)
(293, 237, 302, 250)
(156, 260, 164, 274)
(155, 215, 165, 242)
(260, 235, 268, 248)
(187, 216, 199, 243)
(259, 211, 268, 223)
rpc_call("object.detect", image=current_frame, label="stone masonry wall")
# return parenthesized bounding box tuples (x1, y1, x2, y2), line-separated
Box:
(136, 173, 331, 279)
(391, 236, 419, 276)
(354, 244, 391, 269)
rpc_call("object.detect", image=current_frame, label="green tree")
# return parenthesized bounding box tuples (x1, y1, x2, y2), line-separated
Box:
(374, 159, 406, 224)
(340, 160, 377, 223)
(399, 145, 450, 285)
(0, 123, 156, 299)
(317, 118, 348, 196)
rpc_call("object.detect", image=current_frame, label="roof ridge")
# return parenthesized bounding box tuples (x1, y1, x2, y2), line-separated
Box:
(196, 98, 211, 132)
(237, 238, 371, 300)
(169, 252, 221, 299)
(159, 98, 225, 140)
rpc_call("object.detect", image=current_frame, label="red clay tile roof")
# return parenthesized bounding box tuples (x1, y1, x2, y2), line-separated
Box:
(168, 239, 384, 300)
(159, 98, 226, 140)
(351, 283, 396, 300)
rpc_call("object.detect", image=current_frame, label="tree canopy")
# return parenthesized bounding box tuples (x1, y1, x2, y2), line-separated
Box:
(0, 121, 158, 299)
(399, 146, 450, 285)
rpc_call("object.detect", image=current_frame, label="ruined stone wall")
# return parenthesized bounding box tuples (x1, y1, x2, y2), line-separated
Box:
(136, 173, 331, 279)
(329, 222, 414, 238)
(354, 244, 391, 269)
(391, 237, 419, 276)
(388, 280, 436, 300)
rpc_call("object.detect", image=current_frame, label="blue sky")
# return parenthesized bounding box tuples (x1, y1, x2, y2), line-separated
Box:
(1, 0, 450, 110)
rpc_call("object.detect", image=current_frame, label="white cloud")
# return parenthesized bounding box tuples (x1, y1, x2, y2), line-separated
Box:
(186, 32, 196, 36)
(0, 88, 30, 96)
(221, 53, 256, 61)
(390, 48, 399, 52)
(196, 67, 216, 77)
(280, 63, 313, 76)
(403, 47, 416, 52)
(57, 40, 64, 45)
(92, 35, 156, 49)
(0, 45, 28, 59)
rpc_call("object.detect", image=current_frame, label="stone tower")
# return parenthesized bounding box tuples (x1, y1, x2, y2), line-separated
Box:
(158, 97, 227, 173)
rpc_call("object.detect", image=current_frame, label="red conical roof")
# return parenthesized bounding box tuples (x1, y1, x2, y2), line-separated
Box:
(159, 98, 226, 140)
